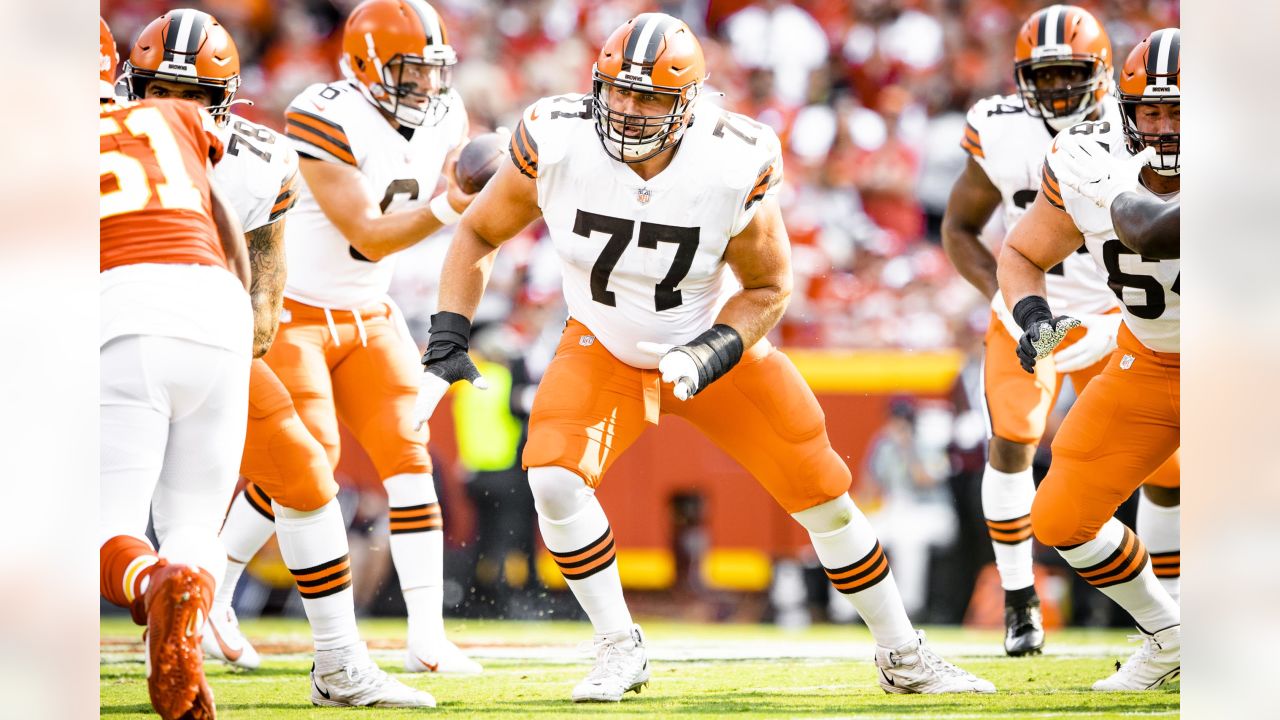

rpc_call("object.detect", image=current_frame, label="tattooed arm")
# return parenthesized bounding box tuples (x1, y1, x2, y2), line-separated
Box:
(247, 219, 288, 358)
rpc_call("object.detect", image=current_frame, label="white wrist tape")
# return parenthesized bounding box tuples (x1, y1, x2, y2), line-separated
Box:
(430, 193, 462, 226)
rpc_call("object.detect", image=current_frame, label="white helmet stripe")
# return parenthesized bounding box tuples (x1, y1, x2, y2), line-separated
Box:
(1153, 29, 1175, 84)
(403, 0, 444, 44)
(629, 15, 664, 65)
(1044, 5, 1062, 45)
(169, 10, 197, 61)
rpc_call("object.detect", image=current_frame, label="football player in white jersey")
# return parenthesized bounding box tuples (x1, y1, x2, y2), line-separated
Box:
(200, 0, 482, 679)
(997, 28, 1181, 691)
(415, 12, 995, 702)
(123, 8, 438, 707)
(941, 5, 1179, 656)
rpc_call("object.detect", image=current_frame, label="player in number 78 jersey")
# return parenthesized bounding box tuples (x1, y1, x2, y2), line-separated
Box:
(416, 12, 995, 702)
(997, 28, 1182, 692)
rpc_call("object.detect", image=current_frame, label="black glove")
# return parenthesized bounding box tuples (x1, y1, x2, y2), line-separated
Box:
(421, 311, 484, 386)
(1011, 296, 1081, 374)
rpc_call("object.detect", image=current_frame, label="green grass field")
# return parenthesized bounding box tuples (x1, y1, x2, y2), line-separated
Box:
(101, 617, 1179, 718)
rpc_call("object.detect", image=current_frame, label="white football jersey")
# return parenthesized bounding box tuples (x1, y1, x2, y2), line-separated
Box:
(1043, 120, 1180, 352)
(282, 81, 467, 309)
(212, 116, 299, 233)
(964, 93, 1118, 317)
(515, 94, 782, 369)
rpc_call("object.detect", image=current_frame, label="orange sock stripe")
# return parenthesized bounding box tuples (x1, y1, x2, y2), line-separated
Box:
(985, 514, 1031, 531)
(100, 536, 158, 611)
(1153, 565, 1180, 578)
(988, 527, 1034, 544)
(824, 542, 886, 582)
(557, 543, 617, 581)
(244, 483, 275, 520)
(548, 528, 614, 565)
(296, 574, 352, 599)
(1079, 529, 1150, 588)
(826, 547, 891, 594)
(290, 554, 349, 582)
(1150, 551, 1179, 565)
(389, 502, 440, 519)
(390, 517, 444, 533)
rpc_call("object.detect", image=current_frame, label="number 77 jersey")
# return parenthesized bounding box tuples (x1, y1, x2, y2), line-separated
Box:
(513, 94, 783, 369)
(1043, 120, 1180, 352)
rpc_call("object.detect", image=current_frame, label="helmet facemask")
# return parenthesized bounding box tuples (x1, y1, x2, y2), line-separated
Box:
(1120, 98, 1180, 176)
(124, 67, 240, 121)
(344, 43, 456, 128)
(1015, 57, 1109, 131)
(592, 66, 698, 163)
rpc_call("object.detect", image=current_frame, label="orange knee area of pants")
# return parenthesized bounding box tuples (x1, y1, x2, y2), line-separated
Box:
(344, 391, 431, 478)
(241, 406, 337, 512)
(983, 318, 1056, 445)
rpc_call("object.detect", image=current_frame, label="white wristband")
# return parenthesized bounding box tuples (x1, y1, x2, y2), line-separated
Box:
(430, 193, 462, 226)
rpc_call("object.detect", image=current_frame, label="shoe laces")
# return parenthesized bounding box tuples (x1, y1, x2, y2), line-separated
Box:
(583, 635, 637, 683)
(898, 642, 971, 681)
(1113, 634, 1160, 675)
(343, 657, 391, 692)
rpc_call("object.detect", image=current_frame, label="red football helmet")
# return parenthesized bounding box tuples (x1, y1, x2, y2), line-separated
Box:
(100, 17, 119, 98)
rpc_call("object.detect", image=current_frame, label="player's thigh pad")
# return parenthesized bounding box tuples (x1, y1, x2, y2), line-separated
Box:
(240, 359, 338, 512)
(1032, 354, 1179, 546)
(522, 320, 649, 488)
(263, 321, 342, 469)
(671, 345, 852, 514)
(982, 314, 1058, 445)
(330, 313, 431, 478)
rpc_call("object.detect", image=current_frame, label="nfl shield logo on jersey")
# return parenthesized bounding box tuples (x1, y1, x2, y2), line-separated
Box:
(636, 187, 651, 205)
(1120, 354, 1135, 370)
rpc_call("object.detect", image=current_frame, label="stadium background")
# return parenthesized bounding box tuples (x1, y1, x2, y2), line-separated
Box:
(99, 0, 1179, 632)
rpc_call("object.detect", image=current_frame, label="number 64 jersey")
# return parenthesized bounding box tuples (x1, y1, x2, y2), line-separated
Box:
(1042, 120, 1180, 352)
(512, 94, 782, 369)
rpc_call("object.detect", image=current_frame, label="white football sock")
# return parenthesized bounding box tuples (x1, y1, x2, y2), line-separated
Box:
(981, 464, 1036, 592)
(274, 499, 359, 651)
(214, 483, 278, 608)
(1137, 493, 1180, 603)
(529, 466, 632, 636)
(793, 495, 917, 649)
(1057, 517, 1179, 633)
(383, 473, 445, 644)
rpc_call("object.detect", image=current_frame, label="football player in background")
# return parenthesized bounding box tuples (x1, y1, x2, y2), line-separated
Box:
(205, 0, 483, 677)
(99, 16, 249, 719)
(416, 12, 995, 702)
(941, 5, 1180, 656)
(121, 9, 435, 707)
(997, 28, 1181, 691)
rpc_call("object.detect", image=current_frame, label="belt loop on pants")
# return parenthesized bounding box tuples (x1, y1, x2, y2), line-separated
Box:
(642, 369, 661, 425)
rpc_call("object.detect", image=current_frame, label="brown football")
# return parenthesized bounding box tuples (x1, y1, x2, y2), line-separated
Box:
(454, 131, 507, 194)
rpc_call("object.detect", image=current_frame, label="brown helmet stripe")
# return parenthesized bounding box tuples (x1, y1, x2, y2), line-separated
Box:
(623, 13, 676, 67)
(163, 9, 206, 63)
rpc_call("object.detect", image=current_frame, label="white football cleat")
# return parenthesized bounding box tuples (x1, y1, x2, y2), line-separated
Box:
(572, 624, 650, 703)
(311, 642, 436, 708)
(405, 637, 483, 675)
(201, 604, 261, 670)
(1092, 625, 1180, 691)
(875, 631, 996, 694)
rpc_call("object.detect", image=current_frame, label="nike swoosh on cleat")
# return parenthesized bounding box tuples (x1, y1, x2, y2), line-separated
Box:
(313, 678, 330, 699)
(414, 654, 439, 672)
(878, 667, 896, 687)
(210, 624, 243, 662)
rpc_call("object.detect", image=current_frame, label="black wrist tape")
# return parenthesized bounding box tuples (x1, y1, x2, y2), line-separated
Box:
(423, 311, 472, 365)
(684, 324, 745, 390)
(1011, 296, 1053, 332)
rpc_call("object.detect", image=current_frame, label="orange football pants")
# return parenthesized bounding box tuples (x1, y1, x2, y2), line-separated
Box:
(256, 297, 431, 481)
(239, 359, 338, 512)
(984, 310, 1179, 489)
(522, 318, 852, 514)
(1031, 323, 1180, 547)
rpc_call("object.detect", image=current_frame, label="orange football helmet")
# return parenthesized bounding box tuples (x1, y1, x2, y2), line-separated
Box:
(100, 17, 119, 98)
(1118, 28, 1180, 176)
(593, 13, 707, 163)
(341, 0, 457, 127)
(122, 9, 242, 120)
(1013, 5, 1112, 131)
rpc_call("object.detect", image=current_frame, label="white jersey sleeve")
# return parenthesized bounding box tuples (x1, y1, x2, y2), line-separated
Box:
(284, 82, 363, 168)
(1044, 120, 1180, 352)
(212, 117, 299, 233)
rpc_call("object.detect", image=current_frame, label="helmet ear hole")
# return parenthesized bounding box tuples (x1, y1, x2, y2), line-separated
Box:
(356, 57, 365, 70)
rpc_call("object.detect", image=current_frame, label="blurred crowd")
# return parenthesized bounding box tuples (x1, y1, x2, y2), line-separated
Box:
(102, 0, 1178, 351)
